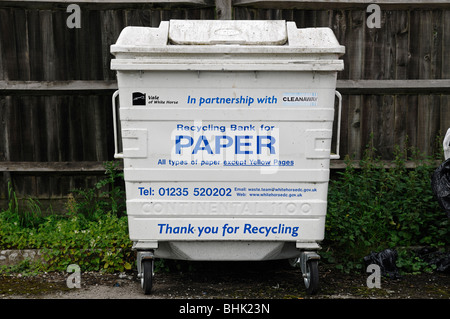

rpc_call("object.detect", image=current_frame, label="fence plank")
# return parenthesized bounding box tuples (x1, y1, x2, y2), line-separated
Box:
(2, 0, 211, 4)
(0, 8, 18, 80)
(336, 80, 450, 94)
(234, 0, 450, 9)
(0, 162, 109, 172)
(3, 80, 450, 95)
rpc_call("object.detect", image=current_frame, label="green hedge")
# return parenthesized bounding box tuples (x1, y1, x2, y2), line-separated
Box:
(323, 148, 449, 272)
(0, 162, 133, 273)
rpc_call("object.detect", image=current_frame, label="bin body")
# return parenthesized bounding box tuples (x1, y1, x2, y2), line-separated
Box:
(111, 20, 344, 261)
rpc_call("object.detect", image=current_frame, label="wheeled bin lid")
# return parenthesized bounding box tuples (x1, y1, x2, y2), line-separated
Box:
(110, 20, 344, 71)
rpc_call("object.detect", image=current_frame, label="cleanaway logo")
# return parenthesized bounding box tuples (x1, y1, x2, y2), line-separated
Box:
(282, 93, 318, 106)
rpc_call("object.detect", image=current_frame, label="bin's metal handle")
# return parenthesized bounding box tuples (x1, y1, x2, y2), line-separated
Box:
(112, 90, 123, 159)
(444, 128, 450, 160)
(330, 90, 342, 160)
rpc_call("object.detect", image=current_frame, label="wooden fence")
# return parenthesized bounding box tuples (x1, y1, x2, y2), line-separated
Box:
(1, 0, 449, 208)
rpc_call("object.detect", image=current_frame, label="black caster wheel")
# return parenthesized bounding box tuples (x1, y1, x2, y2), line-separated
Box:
(141, 259, 153, 295)
(303, 259, 319, 295)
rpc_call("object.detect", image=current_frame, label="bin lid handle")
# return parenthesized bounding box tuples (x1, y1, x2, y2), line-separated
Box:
(168, 20, 287, 46)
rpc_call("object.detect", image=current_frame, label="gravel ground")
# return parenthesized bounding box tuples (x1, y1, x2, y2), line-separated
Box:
(1, 260, 449, 300)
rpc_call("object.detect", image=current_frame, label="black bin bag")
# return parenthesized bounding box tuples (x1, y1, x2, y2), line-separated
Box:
(431, 158, 450, 218)
(363, 249, 401, 279)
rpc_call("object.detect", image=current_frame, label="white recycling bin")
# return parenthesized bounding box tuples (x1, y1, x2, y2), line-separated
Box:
(110, 20, 344, 295)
